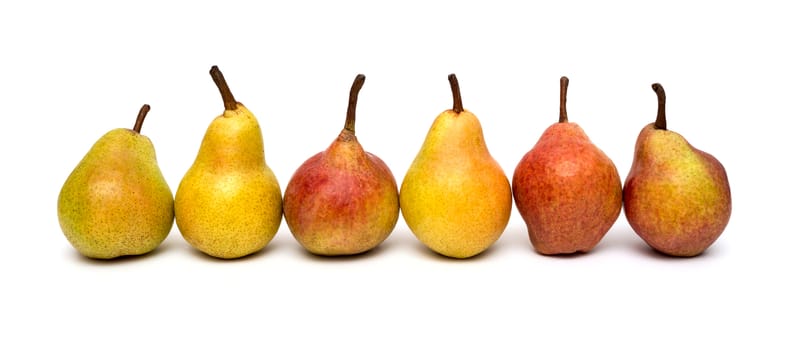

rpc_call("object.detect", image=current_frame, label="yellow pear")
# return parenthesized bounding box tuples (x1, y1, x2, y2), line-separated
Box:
(400, 74, 512, 258)
(175, 66, 282, 259)
(58, 105, 174, 259)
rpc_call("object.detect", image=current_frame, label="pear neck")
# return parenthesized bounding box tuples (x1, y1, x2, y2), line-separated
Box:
(337, 129, 357, 142)
(324, 132, 368, 168)
(199, 115, 266, 170)
(421, 111, 488, 161)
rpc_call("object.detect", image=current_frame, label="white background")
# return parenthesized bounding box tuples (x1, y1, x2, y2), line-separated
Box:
(1, 1, 786, 349)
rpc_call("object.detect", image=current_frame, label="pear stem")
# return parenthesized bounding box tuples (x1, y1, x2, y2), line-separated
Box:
(344, 74, 366, 134)
(132, 104, 151, 133)
(449, 74, 464, 113)
(652, 83, 667, 130)
(559, 76, 569, 123)
(210, 65, 238, 111)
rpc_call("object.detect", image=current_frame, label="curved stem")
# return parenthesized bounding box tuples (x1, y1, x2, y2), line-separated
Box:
(652, 83, 667, 130)
(559, 76, 569, 123)
(210, 65, 238, 111)
(344, 74, 366, 134)
(448, 74, 463, 113)
(132, 104, 150, 133)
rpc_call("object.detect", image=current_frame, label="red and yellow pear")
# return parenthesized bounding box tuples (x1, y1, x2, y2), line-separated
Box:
(623, 83, 731, 257)
(283, 74, 399, 256)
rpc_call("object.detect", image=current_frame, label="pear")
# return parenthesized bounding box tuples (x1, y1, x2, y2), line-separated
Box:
(400, 74, 512, 258)
(283, 74, 399, 256)
(58, 105, 174, 259)
(512, 77, 622, 255)
(623, 83, 731, 257)
(174, 66, 282, 259)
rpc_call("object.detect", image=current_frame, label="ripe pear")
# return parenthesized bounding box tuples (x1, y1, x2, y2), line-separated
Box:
(512, 77, 622, 255)
(283, 74, 399, 256)
(400, 74, 512, 259)
(175, 66, 282, 259)
(58, 105, 174, 259)
(623, 83, 731, 257)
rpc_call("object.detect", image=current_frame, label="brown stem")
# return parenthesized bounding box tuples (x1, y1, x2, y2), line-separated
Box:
(652, 83, 667, 130)
(210, 65, 238, 111)
(132, 104, 151, 133)
(559, 76, 569, 123)
(448, 74, 463, 113)
(344, 74, 366, 134)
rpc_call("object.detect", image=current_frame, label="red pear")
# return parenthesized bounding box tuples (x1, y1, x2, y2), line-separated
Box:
(512, 77, 622, 255)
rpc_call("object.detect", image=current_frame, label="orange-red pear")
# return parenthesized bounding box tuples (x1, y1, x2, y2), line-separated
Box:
(512, 77, 622, 255)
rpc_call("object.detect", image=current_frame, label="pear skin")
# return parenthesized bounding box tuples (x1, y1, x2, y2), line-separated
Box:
(58, 105, 174, 259)
(512, 77, 622, 255)
(623, 83, 731, 257)
(175, 66, 282, 259)
(400, 74, 512, 259)
(283, 75, 399, 256)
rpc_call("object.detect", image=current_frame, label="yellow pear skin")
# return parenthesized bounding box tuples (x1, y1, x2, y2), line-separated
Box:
(400, 74, 512, 258)
(175, 66, 282, 259)
(58, 105, 174, 259)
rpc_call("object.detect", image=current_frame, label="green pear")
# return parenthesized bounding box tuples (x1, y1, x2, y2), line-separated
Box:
(58, 105, 174, 259)
(623, 83, 731, 257)
(400, 74, 512, 259)
(283, 74, 399, 256)
(175, 66, 282, 259)
(512, 77, 622, 255)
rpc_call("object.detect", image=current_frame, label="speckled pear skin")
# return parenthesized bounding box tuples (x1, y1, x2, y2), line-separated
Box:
(175, 103, 282, 259)
(512, 77, 621, 255)
(175, 66, 282, 259)
(283, 75, 399, 256)
(58, 109, 174, 259)
(400, 75, 512, 258)
(623, 123, 731, 257)
(623, 83, 731, 257)
(283, 131, 399, 256)
(512, 122, 622, 255)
